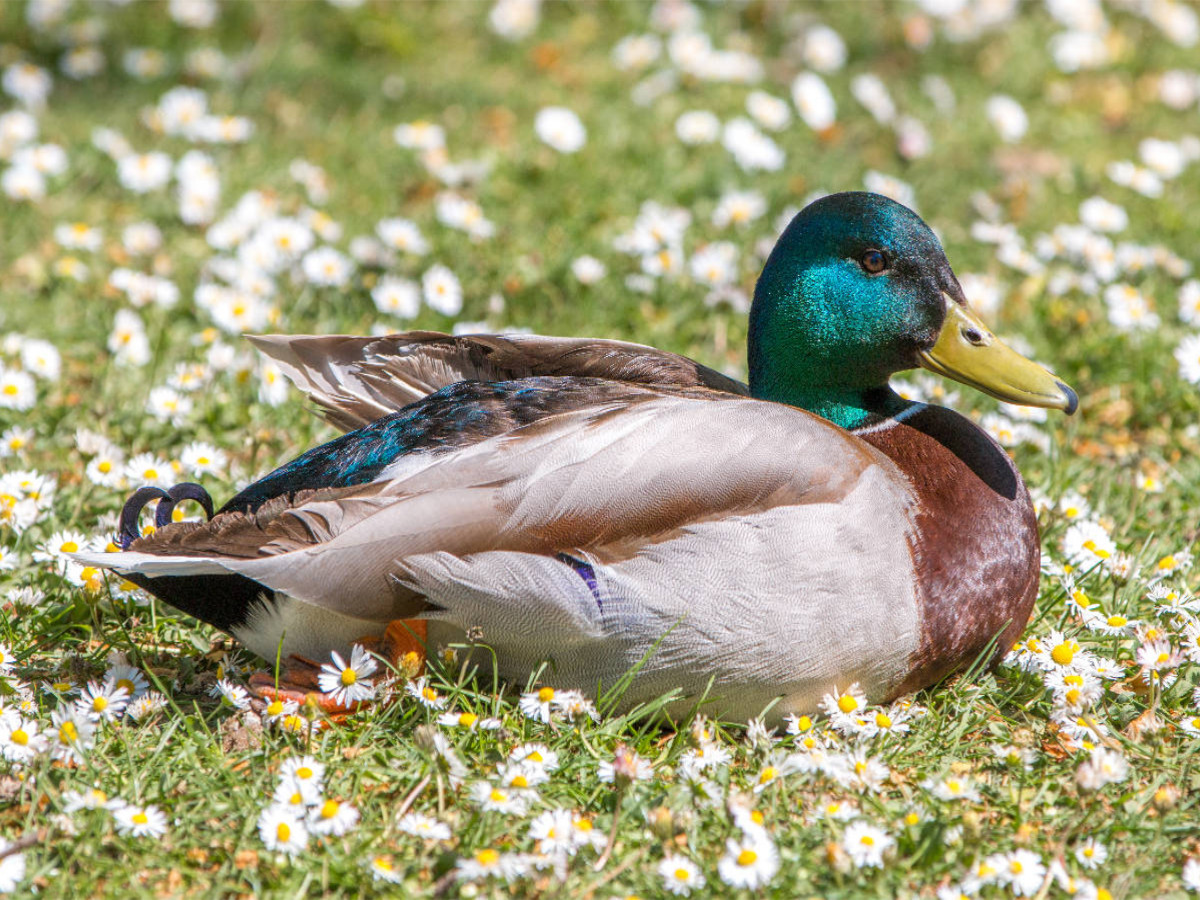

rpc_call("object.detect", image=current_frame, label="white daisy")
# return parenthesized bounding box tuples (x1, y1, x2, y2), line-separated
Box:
(421, 264, 463, 317)
(317, 644, 378, 706)
(842, 821, 895, 868)
(717, 834, 780, 888)
(372, 276, 421, 318)
(658, 854, 705, 895)
(75, 680, 130, 721)
(397, 813, 452, 842)
(534, 106, 586, 153)
(258, 805, 309, 856)
(0, 715, 47, 764)
(309, 798, 359, 836)
(113, 803, 169, 838)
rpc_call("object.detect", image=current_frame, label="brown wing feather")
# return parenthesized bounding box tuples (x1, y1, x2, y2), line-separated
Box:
(248, 332, 749, 432)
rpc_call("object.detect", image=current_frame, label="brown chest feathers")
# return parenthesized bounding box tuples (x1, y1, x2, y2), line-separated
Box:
(858, 405, 1040, 694)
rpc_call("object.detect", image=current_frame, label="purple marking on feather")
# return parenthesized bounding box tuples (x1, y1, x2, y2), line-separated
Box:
(556, 553, 602, 611)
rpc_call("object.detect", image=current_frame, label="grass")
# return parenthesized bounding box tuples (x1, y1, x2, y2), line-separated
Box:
(1, 1, 1200, 897)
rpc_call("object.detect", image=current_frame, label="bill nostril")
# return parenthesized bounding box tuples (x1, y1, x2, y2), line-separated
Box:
(962, 327, 984, 345)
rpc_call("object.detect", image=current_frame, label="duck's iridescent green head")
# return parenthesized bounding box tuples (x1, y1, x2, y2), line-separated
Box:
(748, 191, 1076, 429)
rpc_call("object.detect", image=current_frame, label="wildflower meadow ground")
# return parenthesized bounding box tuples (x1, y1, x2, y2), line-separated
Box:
(2, 0, 1200, 897)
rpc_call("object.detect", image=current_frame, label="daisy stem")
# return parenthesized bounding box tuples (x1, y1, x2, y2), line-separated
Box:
(0, 829, 41, 861)
(593, 786, 624, 871)
(394, 773, 430, 821)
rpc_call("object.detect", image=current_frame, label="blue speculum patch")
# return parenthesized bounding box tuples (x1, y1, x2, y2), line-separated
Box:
(556, 553, 603, 610)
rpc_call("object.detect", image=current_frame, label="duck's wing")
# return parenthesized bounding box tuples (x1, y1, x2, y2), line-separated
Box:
(247, 331, 749, 432)
(80, 382, 901, 637)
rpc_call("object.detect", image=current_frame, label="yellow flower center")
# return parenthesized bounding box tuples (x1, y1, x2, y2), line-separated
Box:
(11, 729, 28, 746)
(510, 774, 529, 789)
(1, 385, 16, 397)
(320, 800, 339, 819)
(340, 668, 357, 686)
(374, 857, 393, 872)
(575, 818, 593, 832)
(673, 868, 690, 882)
(459, 713, 477, 727)
(61, 541, 79, 553)
(133, 812, 148, 825)
(838, 694, 858, 713)
(875, 713, 892, 728)
(793, 715, 812, 732)
(98, 460, 112, 473)
(266, 700, 284, 717)
(946, 779, 961, 793)
(1065, 689, 1082, 706)
(93, 696, 108, 712)
(422, 687, 438, 702)
(904, 812, 920, 826)
(1107, 615, 1127, 627)
(1157, 652, 1170, 665)
(117, 678, 135, 692)
(758, 766, 777, 785)
(528, 751, 543, 762)
(277, 822, 291, 842)
(489, 789, 506, 803)
(60, 721, 78, 742)
(296, 766, 313, 780)
(861, 835, 875, 846)
(1050, 642, 1077, 665)
(476, 849, 499, 866)
(750, 810, 764, 826)
(537, 687, 555, 703)
(737, 849, 758, 866)
(1158, 555, 1177, 570)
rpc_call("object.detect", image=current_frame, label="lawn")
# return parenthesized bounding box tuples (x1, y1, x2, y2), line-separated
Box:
(1, 0, 1200, 896)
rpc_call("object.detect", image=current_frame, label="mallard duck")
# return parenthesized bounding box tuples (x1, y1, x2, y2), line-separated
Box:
(78, 192, 1076, 722)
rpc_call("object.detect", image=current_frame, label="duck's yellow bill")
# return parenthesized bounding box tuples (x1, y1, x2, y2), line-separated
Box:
(918, 300, 1078, 414)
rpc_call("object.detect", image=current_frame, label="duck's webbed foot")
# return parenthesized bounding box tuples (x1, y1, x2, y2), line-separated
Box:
(248, 654, 370, 716)
(117, 482, 216, 548)
(249, 621, 429, 718)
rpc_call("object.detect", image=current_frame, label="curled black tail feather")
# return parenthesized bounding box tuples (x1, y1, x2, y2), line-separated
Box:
(154, 482, 216, 528)
(118, 486, 170, 549)
(117, 482, 216, 549)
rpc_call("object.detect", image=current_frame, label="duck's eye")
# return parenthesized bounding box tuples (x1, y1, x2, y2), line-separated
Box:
(860, 249, 888, 274)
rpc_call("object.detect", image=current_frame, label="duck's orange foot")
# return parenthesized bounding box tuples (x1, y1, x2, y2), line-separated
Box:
(248, 620, 428, 718)
(248, 654, 370, 716)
